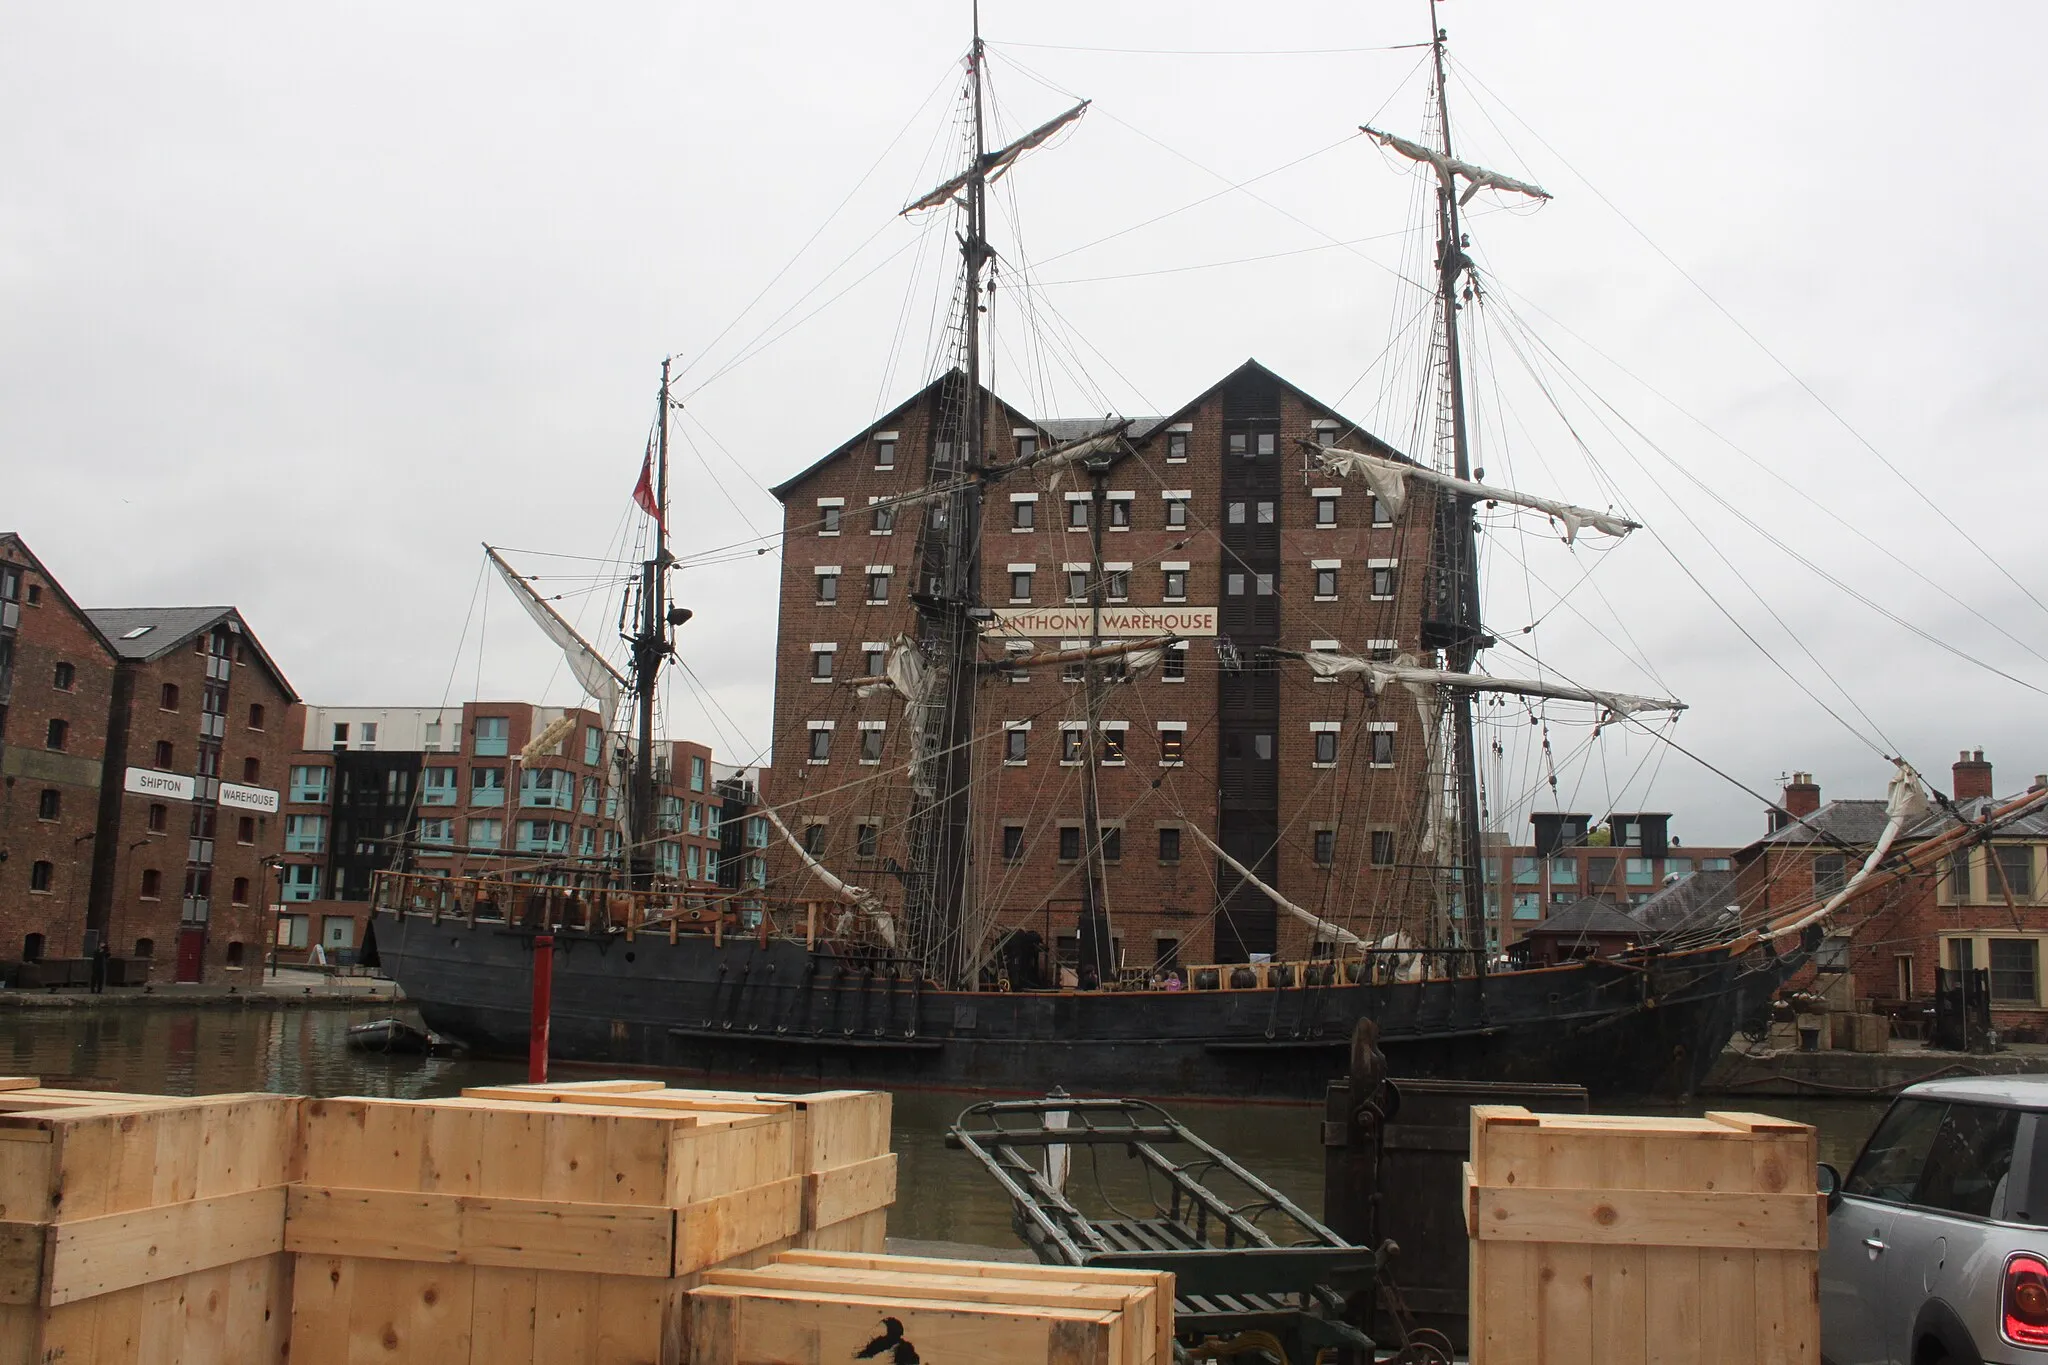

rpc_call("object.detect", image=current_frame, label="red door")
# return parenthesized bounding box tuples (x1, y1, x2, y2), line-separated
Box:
(175, 927, 206, 983)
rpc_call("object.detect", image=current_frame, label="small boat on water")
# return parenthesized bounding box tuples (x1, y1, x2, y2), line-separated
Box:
(345, 1017, 435, 1055)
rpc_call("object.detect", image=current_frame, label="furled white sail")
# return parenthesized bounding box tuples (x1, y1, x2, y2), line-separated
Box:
(1762, 762, 1930, 945)
(1360, 125, 1553, 206)
(1183, 823, 1367, 950)
(1308, 444, 1636, 545)
(520, 714, 579, 765)
(486, 546, 628, 726)
(1020, 425, 1127, 486)
(1301, 650, 1684, 718)
(856, 636, 929, 712)
(758, 803, 896, 947)
(903, 100, 1091, 214)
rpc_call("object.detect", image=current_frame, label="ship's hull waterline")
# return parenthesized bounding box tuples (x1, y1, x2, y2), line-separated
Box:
(378, 911, 1791, 1100)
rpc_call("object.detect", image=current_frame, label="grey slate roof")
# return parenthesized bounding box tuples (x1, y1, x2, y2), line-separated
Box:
(1908, 793, 2048, 839)
(88, 606, 237, 660)
(1526, 899, 1647, 938)
(1040, 417, 1166, 442)
(1632, 868, 1741, 937)
(1758, 798, 1892, 847)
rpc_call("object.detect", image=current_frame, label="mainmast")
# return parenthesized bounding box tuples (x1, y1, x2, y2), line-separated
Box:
(1077, 461, 1114, 985)
(629, 359, 673, 890)
(1423, 3, 1491, 962)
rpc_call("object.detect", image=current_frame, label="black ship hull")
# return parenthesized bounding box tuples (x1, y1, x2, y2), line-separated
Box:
(376, 909, 1790, 1101)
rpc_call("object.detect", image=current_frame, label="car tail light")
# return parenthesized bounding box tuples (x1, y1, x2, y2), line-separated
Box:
(2006, 1254, 2048, 1347)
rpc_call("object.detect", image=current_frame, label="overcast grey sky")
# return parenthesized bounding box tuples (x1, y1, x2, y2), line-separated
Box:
(6, 2, 2044, 845)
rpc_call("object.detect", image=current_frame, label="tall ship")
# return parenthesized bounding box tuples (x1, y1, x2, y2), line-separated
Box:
(371, 8, 1944, 1099)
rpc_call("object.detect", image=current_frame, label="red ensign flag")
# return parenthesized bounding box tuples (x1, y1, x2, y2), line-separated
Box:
(632, 449, 661, 528)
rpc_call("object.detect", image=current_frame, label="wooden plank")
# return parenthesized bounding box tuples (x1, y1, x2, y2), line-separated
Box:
(707, 1263, 1155, 1365)
(286, 1253, 354, 1365)
(806, 1153, 896, 1229)
(1750, 1125, 1820, 1365)
(688, 1283, 1118, 1365)
(1588, 1134, 1648, 1365)
(778, 1251, 1172, 1365)
(804, 1208, 888, 1254)
(1532, 1126, 1597, 1365)
(531, 1271, 597, 1363)
(460, 1086, 788, 1117)
(41, 1185, 287, 1306)
(0, 1082, 37, 1094)
(0, 1226, 41, 1306)
(676, 1176, 805, 1273)
(468, 1267, 539, 1365)
(284, 1186, 677, 1277)
(1471, 1187, 1822, 1251)
(221, 1252, 294, 1365)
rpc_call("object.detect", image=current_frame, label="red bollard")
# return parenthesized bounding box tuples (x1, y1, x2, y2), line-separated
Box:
(529, 934, 554, 1083)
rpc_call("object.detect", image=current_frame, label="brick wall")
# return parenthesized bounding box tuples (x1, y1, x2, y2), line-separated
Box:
(0, 540, 117, 961)
(762, 365, 1443, 973)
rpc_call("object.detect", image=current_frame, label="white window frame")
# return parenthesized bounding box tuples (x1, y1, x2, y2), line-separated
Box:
(1157, 720, 1188, 769)
(861, 640, 888, 677)
(1105, 489, 1135, 532)
(1003, 720, 1030, 766)
(806, 719, 834, 765)
(1369, 558, 1399, 601)
(1104, 562, 1132, 603)
(866, 495, 895, 536)
(816, 497, 844, 537)
(1098, 719, 1130, 767)
(1007, 562, 1036, 603)
(1009, 491, 1038, 532)
(1163, 639, 1189, 684)
(1367, 720, 1397, 769)
(1060, 720, 1087, 765)
(873, 431, 899, 469)
(856, 719, 886, 766)
(1309, 720, 1341, 769)
(864, 565, 893, 604)
(1063, 564, 1089, 603)
(1311, 558, 1341, 602)
(809, 642, 836, 683)
(813, 565, 841, 606)
(1165, 422, 1193, 464)
(1309, 639, 1341, 683)
(1312, 486, 1341, 528)
(1161, 560, 1189, 603)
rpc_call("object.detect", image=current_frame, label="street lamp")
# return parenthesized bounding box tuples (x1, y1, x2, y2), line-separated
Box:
(261, 856, 285, 979)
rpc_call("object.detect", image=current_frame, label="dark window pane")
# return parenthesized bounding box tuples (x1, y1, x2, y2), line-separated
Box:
(1158, 828, 1180, 861)
(1991, 938, 2039, 1005)
(1059, 827, 1081, 861)
(1914, 1103, 2020, 1218)
(1813, 855, 1846, 897)
(1845, 1099, 1947, 1203)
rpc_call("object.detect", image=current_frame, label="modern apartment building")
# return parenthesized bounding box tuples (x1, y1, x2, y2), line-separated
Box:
(275, 702, 735, 960)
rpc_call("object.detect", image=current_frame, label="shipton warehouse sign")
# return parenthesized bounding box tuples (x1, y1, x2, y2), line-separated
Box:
(124, 767, 196, 801)
(983, 606, 1218, 638)
(218, 782, 281, 815)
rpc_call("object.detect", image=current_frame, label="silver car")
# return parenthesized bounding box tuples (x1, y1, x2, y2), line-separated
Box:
(1821, 1075, 2048, 1365)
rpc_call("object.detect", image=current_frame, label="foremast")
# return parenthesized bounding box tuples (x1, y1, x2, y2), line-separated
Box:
(628, 360, 674, 890)
(901, 17, 994, 986)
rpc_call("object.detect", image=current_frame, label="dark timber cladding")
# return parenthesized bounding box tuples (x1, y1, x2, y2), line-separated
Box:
(1216, 368, 1283, 960)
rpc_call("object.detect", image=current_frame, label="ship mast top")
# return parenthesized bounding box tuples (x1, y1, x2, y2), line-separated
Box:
(629, 359, 674, 890)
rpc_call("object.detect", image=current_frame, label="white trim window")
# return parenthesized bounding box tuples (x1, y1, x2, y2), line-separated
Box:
(1099, 720, 1129, 765)
(1310, 720, 1341, 768)
(1060, 639, 1086, 683)
(1003, 720, 1030, 765)
(1014, 427, 1039, 461)
(1367, 721, 1397, 768)
(1010, 491, 1038, 531)
(865, 565, 893, 605)
(1158, 721, 1187, 768)
(814, 565, 841, 605)
(1064, 491, 1091, 530)
(809, 642, 836, 682)
(1312, 486, 1341, 528)
(1106, 490, 1135, 530)
(816, 497, 844, 536)
(1161, 561, 1189, 603)
(862, 641, 888, 677)
(1163, 640, 1189, 683)
(1367, 637, 1399, 662)
(1165, 422, 1193, 463)
(1006, 639, 1032, 683)
(1161, 490, 1192, 531)
(1060, 721, 1086, 764)
(1008, 563, 1035, 603)
(1369, 559, 1398, 600)
(873, 431, 899, 470)
(806, 720, 834, 764)
(1104, 562, 1132, 602)
(1064, 564, 1089, 603)
(857, 719, 886, 765)
(867, 495, 895, 535)
(1309, 639, 1341, 682)
(1312, 559, 1340, 602)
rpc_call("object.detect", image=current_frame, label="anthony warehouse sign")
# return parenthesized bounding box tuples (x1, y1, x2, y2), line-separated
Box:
(984, 606, 1218, 638)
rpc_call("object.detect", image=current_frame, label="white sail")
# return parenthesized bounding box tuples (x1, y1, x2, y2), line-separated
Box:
(1762, 762, 1930, 945)
(1301, 650, 1684, 718)
(855, 636, 929, 712)
(486, 546, 628, 727)
(758, 803, 896, 947)
(1360, 124, 1553, 206)
(1019, 425, 1127, 486)
(1183, 822, 1367, 950)
(903, 100, 1091, 214)
(1308, 443, 1637, 545)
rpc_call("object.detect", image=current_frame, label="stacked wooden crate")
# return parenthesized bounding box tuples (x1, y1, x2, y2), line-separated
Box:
(0, 1078, 297, 1365)
(285, 1091, 811, 1363)
(689, 1250, 1176, 1365)
(459, 1082, 895, 1253)
(1464, 1105, 1823, 1365)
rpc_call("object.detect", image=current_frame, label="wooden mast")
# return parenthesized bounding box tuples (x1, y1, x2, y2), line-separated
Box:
(629, 359, 672, 890)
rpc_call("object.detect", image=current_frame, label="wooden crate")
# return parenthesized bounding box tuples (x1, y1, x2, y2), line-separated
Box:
(691, 1250, 1174, 1365)
(461, 1084, 895, 1251)
(1464, 1106, 1823, 1365)
(0, 1083, 298, 1365)
(288, 1093, 804, 1364)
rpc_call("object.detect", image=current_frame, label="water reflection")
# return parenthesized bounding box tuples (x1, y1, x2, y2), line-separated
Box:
(0, 1007, 1890, 1249)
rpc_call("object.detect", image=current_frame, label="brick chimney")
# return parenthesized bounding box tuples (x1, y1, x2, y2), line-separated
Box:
(1953, 749, 1994, 802)
(1783, 772, 1820, 819)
